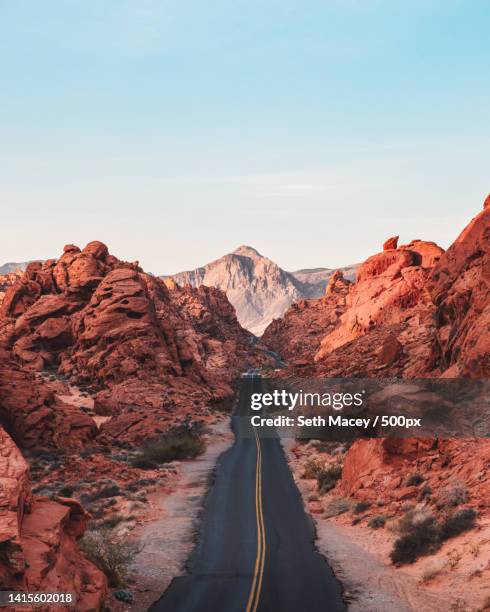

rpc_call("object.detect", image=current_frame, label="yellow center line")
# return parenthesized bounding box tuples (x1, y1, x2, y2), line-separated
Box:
(245, 426, 266, 612)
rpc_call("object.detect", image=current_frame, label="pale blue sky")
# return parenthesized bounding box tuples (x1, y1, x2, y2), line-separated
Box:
(1, 0, 488, 273)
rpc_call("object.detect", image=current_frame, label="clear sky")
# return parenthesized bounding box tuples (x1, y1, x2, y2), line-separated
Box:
(1, 0, 488, 274)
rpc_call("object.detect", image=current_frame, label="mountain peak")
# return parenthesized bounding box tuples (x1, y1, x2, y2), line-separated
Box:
(232, 245, 262, 258)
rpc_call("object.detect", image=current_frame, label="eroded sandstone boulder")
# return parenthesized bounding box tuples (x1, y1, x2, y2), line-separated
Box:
(0, 427, 107, 607)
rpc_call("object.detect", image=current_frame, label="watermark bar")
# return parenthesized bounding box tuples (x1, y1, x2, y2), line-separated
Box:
(0, 592, 76, 607)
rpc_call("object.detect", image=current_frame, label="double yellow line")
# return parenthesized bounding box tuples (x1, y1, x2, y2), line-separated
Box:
(245, 425, 266, 612)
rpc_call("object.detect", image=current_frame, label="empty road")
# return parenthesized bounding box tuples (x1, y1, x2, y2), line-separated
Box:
(150, 378, 345, 612)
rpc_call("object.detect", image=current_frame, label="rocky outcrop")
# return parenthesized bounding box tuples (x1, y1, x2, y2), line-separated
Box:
(0, 427, 107, 607)
(340, 437, 490, 512)
(0, 270, 22, 308)
(0, 361, 97, 449)
(0, 241, 267, 445)
(168, 246, 357, 335)
(428, 204, 490, 377)
(315, 240, 445, 365)
(262, 271, 351, 363)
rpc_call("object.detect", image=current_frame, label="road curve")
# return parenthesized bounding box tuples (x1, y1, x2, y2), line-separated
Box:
(149, 378, 346, 612)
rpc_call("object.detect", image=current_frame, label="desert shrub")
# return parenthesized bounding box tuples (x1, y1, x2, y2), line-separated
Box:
(131, 433, 205, 468)
(406, 473, 424, 486)
(436, 482, 469, 508)
(419, 485, 432, 500)
(317, 465, 342, 493)
(439, 508, 476, 540)
(79, 527, 142, 587)
(324, 497, 350, 518)
(100, 513, 125, 529)
(303, 458, 323, 479)
(57, 486, 74, 497)
(82, 484, 121, 503)
(390, 515, 440, 565)
(390, 507, 478, 565)
(113, 589, 133, 603)
(353, 501, 371, 514)
(368, 515, 386, 529)
(421, 557, 446, 582)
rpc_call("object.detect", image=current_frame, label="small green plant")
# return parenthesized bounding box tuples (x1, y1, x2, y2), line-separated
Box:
(131, 433, 205, 468)
(317, 465, 342, 493)
(79, 527, 142, 587)
(368, 515, 386, 529)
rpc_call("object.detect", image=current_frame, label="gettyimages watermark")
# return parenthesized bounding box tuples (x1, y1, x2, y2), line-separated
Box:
(235, 378, 490, 440)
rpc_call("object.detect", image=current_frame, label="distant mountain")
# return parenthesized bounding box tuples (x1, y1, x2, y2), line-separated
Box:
(167, 246, 358, 336)
(0, 261, 29, 274)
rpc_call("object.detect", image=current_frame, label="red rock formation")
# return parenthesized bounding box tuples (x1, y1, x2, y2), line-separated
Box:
(428, 203, 490, 377)
(340, 437, 490, 512)
(315, 240, 445, 366)
(0, 241, 267, 445)
(0, 361, 97, 449)
(0, 427, 107, 607)
(0, 271, 23, 309)
(383, 235, 399, 250)
(262, 271, 351, 363)
(265, 197, 490, 515)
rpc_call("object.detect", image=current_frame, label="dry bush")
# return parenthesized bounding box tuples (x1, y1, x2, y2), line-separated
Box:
(420, 557, 446, 582)
(435, 482, 469, 509)
(324, 497, 350, 518)
(390, 507, 477, 566)
(79, 527, 142, 587)
(303, 457, 324, 479)
(368, 515, 386, 529)
(317, 465, 342, 493)
(131, 433, 205, 468)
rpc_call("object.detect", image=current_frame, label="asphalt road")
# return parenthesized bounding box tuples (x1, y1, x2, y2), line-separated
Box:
(149, 378, 345, 612)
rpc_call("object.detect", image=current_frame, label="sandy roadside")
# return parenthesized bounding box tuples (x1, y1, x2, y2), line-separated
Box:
(109, 418, 235, 612)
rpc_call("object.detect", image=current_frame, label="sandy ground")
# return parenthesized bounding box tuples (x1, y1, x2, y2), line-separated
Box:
(108, 418, 235, 612)
(283, 439, 490, 612)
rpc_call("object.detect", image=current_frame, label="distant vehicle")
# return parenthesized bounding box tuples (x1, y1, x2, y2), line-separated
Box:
(240, 369, 261, 378)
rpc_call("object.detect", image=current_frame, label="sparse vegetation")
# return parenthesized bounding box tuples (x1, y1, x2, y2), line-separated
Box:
(420, 557, 446, 582)
(368, 515, 386, 529)
(436, 482, 469, 509)
(324, 497, 350, 518)
(406, 473, 424, 486)
(439, 508, 476, 540)
(79, 527, 142, 587)
(317, 465, 342, 493)
(100, 513, 125, 529)
(353, 501, 371, 514)
(303, 457, 323, 479)
(58, 486, 74, 497)
(390, 507, 477, 565)
(130, 433, 205, 469)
